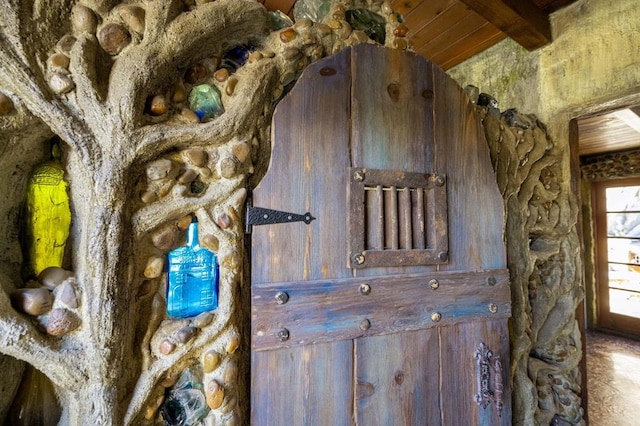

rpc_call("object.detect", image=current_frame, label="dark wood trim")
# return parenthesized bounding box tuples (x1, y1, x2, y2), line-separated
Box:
(535, 0, 578, 13)
(592, 177, 640, 336)
(570, 118, 589, 424)
(459, 0, 552, 50)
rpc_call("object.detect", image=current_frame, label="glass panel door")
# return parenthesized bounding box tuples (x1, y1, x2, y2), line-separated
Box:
(594, 178, 640, 336)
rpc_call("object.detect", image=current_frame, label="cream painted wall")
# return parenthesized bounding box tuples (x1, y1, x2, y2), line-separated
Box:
(448, 0, 640, 145)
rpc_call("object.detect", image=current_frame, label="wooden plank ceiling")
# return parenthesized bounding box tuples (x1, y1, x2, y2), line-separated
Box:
(578, 106, 640, 156)
(261, 0, 640, 156)
(259, 0, 578, 70)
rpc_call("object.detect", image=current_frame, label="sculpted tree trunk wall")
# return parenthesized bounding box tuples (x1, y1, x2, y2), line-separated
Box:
(0, 1, 410, 424)
(479, 104, 584, 425)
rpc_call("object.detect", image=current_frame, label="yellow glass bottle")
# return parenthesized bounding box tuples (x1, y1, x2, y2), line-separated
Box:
(23, 142, 71, 277)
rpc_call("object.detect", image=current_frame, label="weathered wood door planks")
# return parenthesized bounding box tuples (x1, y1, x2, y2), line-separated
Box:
(250, 44, 511, 425)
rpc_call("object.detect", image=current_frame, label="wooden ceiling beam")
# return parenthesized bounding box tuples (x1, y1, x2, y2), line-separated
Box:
(458, 0, 552, 50)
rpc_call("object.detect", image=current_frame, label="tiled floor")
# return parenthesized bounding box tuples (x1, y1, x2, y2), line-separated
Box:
(586, 330, 640, 425)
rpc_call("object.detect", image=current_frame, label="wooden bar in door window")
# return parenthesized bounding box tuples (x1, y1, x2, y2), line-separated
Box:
(387, 186, 399, 249)
(375, 185, 384, 250)
(400, 187, 413, 249)
(414, 188, 426, 249)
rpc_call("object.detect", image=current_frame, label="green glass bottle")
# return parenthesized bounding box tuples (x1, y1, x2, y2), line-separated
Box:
(8, 365, 62, 426)
(23, 141, 71, 277)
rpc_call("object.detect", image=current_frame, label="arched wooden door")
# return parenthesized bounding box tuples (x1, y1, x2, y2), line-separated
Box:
(249, 44, 511, 425)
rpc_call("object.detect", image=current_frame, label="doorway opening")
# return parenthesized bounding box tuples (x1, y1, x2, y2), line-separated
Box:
(574, 99, 640, 425)
(592, 177, 640, 336)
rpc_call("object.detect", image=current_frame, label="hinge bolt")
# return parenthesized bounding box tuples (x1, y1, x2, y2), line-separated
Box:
(429, 279, 439, 290)
(275, 291, 289, 305)
(359, 319, 371, 330)
(433, 174, 446, 187)
(277, 328, 290, 342)
(489, 303, 498, 314)
(354, 170, 365, 182)
(360, 283, 371, 295)
(431, 312, 442, 322)
(352, 253, 365, 265)
(438, 251, 448, 262)
(487, 276, 497, 286)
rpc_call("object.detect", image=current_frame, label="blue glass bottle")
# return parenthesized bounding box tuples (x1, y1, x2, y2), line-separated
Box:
(166, 219, 219, 318)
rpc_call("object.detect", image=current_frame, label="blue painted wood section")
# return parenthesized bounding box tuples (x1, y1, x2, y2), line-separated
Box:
(250, 46, 354, 426)
(252, 269, 510, 351)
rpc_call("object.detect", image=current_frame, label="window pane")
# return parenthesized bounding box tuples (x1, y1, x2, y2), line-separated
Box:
(607, 213, 640, 237)
(606, 185, 640, 211)
(608, 238, 640, 264)
(609, 288, 640, 319)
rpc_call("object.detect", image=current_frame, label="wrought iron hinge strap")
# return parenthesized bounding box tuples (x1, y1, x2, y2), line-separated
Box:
(245, 205, 315, 234)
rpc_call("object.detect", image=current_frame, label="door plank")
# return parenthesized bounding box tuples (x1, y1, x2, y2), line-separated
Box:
(355, 328, 442, 426)
(350, 45, 435, 173)
(250, 47, 355, 426)
(251, 341, 354, 425)
(251, 49, 352, 284)
(350, 45, 436, 277)
(439, 319, 511, 425)
(432, 68, 507, 271)
(252, 269, 510, 350)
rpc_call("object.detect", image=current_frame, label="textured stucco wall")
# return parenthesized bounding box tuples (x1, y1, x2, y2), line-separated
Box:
(448, 0, 640, 142)
(448, 0, 640, 424)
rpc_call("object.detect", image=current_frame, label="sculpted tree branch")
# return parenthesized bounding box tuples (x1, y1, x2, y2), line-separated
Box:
(0, 275, 85, 390)
(0, 1, 412, 424)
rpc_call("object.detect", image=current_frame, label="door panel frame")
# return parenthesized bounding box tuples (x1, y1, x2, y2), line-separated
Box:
(592, 176, 640, 336)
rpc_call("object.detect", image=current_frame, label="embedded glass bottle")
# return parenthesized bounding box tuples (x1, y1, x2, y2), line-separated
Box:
(8, 365, 62, 426)
(23, 141, 71, 277)
(166, 219, 219, 318)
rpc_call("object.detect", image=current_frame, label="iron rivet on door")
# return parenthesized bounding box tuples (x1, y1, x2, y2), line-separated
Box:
(489, 303, 498, 314)
(429, 279, 439, 290)
(277, 328, 290, 342)
(487, 276, 497, 286)
(275, 291, 289, 305)
(360, 283, 371, 295)
(352, 253, 365, 265)
(354, 170, 365, 182)
(360, 319, 371, 330)
(431, 312, 442, 322)
(432, 174, 446, 187)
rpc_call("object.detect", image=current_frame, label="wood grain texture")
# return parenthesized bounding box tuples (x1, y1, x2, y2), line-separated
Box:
(251, 341, 354, 425)
(577, 109, 640, 156)
(350, 45, 438, 277)
(355, 328, 442, 425)
(251, 45, 511, 425)
(432, 66, 507, 272)
(439, 319, 511, 425)
(252, 269, 510, 350)
(251, 49, 352, 284)
(459, 0, 551, 50)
